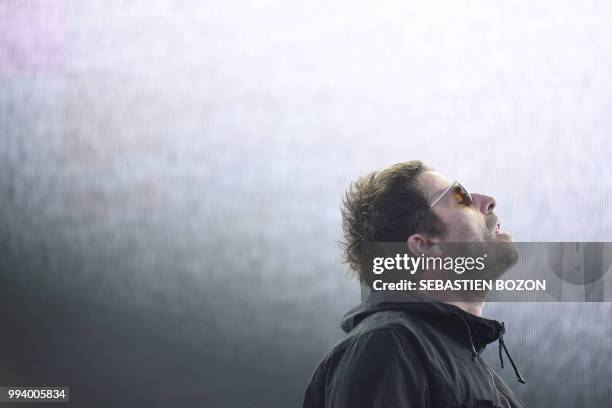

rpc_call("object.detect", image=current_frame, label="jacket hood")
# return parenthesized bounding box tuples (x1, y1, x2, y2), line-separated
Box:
(341, 292, 500, 347)
(340, 291, 526, 384)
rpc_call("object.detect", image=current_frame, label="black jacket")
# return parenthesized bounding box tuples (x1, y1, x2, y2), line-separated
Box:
(303, 293, 527, 408)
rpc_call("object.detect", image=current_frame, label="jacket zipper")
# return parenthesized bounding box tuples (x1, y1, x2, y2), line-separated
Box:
(477, 356, 511, 408)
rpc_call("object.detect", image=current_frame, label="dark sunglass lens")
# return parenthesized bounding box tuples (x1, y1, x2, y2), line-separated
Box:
(457, 184, 472, 203)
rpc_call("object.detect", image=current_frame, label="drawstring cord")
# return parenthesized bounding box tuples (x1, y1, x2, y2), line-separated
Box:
(458, 314, 479, 361)
(497, 322, 526, 384)
(458, 314, 526, 385)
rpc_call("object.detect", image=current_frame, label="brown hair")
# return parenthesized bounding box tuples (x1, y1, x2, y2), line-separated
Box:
(340, 161, 447, 284)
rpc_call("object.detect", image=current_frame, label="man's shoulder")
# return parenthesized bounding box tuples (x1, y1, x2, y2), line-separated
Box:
(346, 309, 426, 340)
(328, 310, 427, 362)
(303, 310, 431, 407)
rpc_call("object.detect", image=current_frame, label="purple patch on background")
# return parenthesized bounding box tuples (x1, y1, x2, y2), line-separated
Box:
(0, 0, 67, 74)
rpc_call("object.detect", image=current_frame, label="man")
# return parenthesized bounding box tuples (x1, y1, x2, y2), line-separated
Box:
(303, 161, 527, 408)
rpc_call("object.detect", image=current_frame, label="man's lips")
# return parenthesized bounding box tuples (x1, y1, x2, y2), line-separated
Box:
(488, 214, 512, 239)
(487, 215, 500, 233)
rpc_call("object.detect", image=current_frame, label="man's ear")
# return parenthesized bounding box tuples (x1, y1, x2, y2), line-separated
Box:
(407, 233, 442, 257)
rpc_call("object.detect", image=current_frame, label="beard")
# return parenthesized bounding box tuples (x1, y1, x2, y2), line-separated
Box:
(438, 232, 519, 280)
(477, 239, 519, 279)
(482, 213, 519, 278)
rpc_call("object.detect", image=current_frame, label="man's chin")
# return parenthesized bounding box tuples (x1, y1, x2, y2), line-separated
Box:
(488, 237, 519, 278)
(493, 231, 513, 242)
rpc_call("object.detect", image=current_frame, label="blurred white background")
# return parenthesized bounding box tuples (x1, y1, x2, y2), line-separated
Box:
(1, 0, 612, 406)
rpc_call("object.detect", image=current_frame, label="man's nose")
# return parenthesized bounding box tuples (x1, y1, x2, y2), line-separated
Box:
(472, 193, 496, 214)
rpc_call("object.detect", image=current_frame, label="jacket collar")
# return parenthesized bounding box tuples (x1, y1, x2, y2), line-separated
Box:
(341, 290, 525, 383)
(341, 291, 503, 350)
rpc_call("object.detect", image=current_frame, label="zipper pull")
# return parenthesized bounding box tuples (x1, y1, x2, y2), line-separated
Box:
(497, 321, 526, 384)
(498, 322, 506, 369)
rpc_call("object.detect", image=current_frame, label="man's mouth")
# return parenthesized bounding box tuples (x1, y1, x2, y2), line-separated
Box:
(489, 216, 513, 240)
(487, 215, 499, 233)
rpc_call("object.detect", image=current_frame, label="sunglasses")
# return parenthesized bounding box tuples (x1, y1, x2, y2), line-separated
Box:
(429, 180, 473, 208)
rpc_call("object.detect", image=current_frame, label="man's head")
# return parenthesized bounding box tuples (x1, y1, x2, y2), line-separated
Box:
(341, 161, 518, 285)
(412, 168, 512, 247)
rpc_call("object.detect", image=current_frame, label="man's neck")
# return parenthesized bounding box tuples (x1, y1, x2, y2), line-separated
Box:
(417, 287, 487, 317)
(445, 300, 485, 317)
(418, 269, 488, 316)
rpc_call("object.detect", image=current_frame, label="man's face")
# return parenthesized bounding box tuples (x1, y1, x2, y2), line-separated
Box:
(417, 170, 511, 243)
(416, 170, 518, 278)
